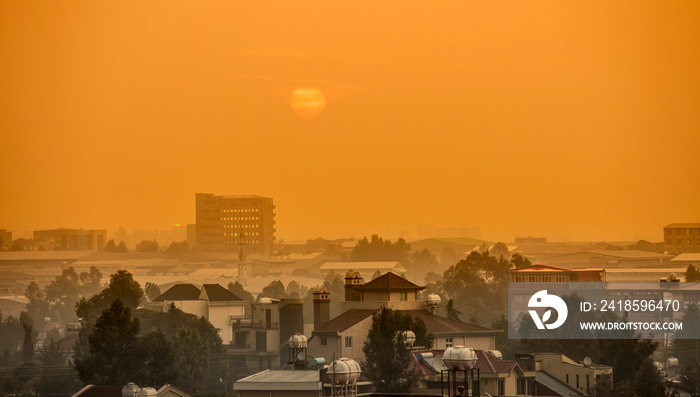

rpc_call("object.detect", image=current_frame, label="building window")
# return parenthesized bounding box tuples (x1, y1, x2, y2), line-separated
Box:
(400, 292, 407, 301)
(541, 274, 552, 283)
(586, 375, 590, 392)
(498, 379, 505, 396)
(528, 274, 538, 283)
(515, 275, 525, 283)
(576, 374, 579, 388)
(446, 338, 453, 348)
(321, 337, 327, 346)
(566, 374, 569, 384)
(517, 378, 527, 395)
(555, 274, 566, 283)
(345, 336, 352, 348)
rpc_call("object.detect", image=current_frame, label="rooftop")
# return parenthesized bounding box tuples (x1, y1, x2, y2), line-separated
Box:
(153, 284, 202, 302)
(320, 261, 405, 271)
(353, 272, 424, 291)
(235, 370, 322, 391)
(201, 283, 243, 301)
(314, 309, 377, 333)
(665, 223, 700, 228)
(671, 253, 700, 262)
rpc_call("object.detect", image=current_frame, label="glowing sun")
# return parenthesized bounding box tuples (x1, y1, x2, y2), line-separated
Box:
(290, 88, 325, 119)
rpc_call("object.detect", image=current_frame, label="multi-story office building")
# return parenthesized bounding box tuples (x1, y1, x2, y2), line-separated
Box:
(195, 193, 276, 254)
(33, 228, 106, 251)
(664, 223, 700, 254)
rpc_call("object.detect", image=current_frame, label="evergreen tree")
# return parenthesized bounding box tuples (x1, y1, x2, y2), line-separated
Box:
(633, 358, 665, 397)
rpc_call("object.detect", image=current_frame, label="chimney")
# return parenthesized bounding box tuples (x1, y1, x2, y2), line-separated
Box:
(344, 271, 364, 302)
(313, 287, 331, 331)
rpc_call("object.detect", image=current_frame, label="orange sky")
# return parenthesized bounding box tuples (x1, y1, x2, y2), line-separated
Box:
(1, 1, 699, 243)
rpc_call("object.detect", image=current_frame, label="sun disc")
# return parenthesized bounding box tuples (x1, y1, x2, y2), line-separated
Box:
(290, 88, 325, 119)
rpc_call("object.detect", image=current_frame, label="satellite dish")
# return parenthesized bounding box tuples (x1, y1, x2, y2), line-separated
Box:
(584, 357, 592, 366)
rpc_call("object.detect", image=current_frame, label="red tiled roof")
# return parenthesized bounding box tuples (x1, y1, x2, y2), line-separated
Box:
(402, 310, 496, 335)
(410, 349, 518, 376)
(49, 332, 79, 352)
(314, 310, 377, 333)
(510, 264, 572, 273)
(353, 272, 425, 291)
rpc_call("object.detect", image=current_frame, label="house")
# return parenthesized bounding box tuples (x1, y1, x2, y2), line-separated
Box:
(228, 298, 304, 374)
(71, 382, 190, 397)
(509, 264, 605, 283)
(149, 283, 245, 344)
(410, 349, 534, 396)
(307, 272, 497, 364)
(516, 353, 613, 397)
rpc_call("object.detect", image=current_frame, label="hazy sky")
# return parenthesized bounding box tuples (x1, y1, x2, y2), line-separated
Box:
(2, 1, 699, 243)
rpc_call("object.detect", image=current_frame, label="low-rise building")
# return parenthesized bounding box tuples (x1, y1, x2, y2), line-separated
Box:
(150, 283, 246, 344)
(516, 353, 612, 397)
(33, 228, 107, 251)
(319, 262, 407, 281)
(664, 223, 700, 255)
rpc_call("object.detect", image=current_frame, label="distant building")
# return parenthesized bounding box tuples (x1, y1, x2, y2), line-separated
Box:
(664, 223, 700, 255)
(235, 370, 323, 397)
(149, 283, 246, 344)
(319, 261, 407, 280)
(33, 228, 106, 251)
(515, 237, 548, 244)
(509, 264, 606, 283)
(195, 193, 276, 255)
(0, 229, 11, 249)
(542, 250, 671, 269)
(186, 224, 196, 250)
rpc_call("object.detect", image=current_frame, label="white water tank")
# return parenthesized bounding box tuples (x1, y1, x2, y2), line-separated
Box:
(403, 330, 416, 346)
(488, 350, 503, 359)
(443, 346, 477, 370)
(259, 297, 273, 304)
(122, 383, 139, 397)
(426, 294, 441, 307)
(289, 333, 308, 348)
(136, 388, 157, 397)
(327, 358, 361, 385)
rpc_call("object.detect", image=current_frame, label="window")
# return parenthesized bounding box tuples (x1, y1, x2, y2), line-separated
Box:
(517, 378, 527, 395)
(400, 292, 407, 301)
(446, 337, 453, 348)
(586, 375, 590, 392)
(555, 274, 566, 283)
(515, 275, 525, 282)
(576, 375, 579, 388)
(528, 274, 538, 283)
(321, 337, 327, 346)
(345, 336, 352, 348)
(541, 274, 552, 283)
(678, 238, 682, 245)
(498, 379, 505, 396)
(566, 374, 569, 384)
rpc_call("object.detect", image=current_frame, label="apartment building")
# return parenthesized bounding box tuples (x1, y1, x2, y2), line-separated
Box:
(195, 193, 276, 254)
(33, 228, 106, 251)
(664, 223, 700, 255)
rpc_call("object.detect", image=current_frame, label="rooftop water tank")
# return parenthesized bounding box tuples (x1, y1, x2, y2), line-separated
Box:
(426, 294, 441, 307)
(402, 330, 416, 346)
(122, 383, 139, 397)
(136, 387, 157, 397)
(327, 358, 361, 385)
(443, 346, 477, 370)
(259, 297, 273, 304)
(289, 333, 308, 348)
(488, 350, 503, 359)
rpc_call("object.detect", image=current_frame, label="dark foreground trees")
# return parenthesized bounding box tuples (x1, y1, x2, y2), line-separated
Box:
(362, 307, 433, 393)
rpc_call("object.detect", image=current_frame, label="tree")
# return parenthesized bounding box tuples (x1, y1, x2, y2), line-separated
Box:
(490, 242, 510, 259)
(144, 282, 162, 301)
(445, 299, 461, 321)
(286, 280, 302, 298)
(685, 265, 700, 282)
(633, 358, 665, 397)
(138, 328, 178, 386)
(116, 241, 128, 252)
(74, 299, 141, 385)
(103, 239, 118, 252)
(227, 282, 254, 301)
(672, 303, 700, 369)
(362, 308, 420, 393)
(173, 326, 209, 393)
(260, 280, 289, 299)
(510, 253, 531, 269)
(79, 266, 103, 297)
(167, 241, 189, 253)
(20, 312, 33, 363)
(135, 239, 159, 252)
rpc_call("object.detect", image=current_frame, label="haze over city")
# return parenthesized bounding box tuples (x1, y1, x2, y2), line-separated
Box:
(2, 1, 699, 242)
